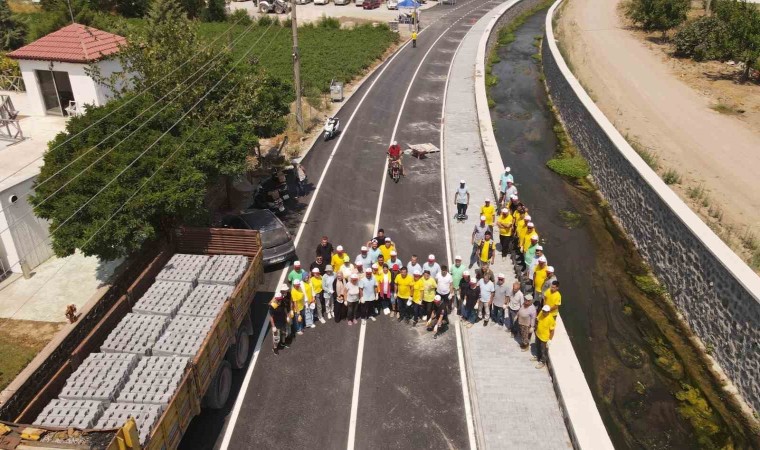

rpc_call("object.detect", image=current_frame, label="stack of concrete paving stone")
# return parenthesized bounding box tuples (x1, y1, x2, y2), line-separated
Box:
(58, 353, 140, 403)
(197, 254, 248, 286)
(132, 281, 194, 317)
(117, 356, 189, 405)
(94, 403, 163, 445)
(100, 313, 169, 356)
(155, 253, 210, 285)
(33, 399, 105, 429)
(152, 315, 215, 357)
(176, 283, 234, 318)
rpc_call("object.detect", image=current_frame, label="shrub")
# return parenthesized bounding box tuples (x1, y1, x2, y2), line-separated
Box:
(673, 15, 731, 61)
(202, 0, 227, 22)
(546, 156, 590, 179)
(623, 0, 690, 33)
(317, 15, 340, 29)
(228, 9, 252, 26)
(0, 0, 26, 50)
(661, 168, 681, 185)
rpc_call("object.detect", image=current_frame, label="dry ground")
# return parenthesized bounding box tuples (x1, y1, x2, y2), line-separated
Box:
(0, 319, 64, 391)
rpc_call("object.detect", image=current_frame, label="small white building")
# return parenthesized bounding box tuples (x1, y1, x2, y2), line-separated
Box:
(0, 24, 126, 278)
(7, 23, 126, 117)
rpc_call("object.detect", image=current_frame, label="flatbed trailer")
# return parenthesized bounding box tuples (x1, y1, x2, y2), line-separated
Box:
(0, 227, 263, 450)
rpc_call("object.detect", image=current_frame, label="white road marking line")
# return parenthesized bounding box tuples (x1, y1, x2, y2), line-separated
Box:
(441, 29, 478, 450)
(347, 4, 483, 448)
(219, 38, 412, 450)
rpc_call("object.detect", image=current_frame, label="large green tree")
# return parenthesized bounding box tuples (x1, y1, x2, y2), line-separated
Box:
(714, 0, 760, 81)
(0, 0, 27, 50)
(31, 0, 290, 260)
(624, 0, 690, 35)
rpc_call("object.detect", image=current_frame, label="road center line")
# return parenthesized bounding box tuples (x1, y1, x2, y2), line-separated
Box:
(346, 3, 484, 448)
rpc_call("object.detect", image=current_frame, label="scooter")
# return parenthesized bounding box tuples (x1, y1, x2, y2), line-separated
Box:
(323, 116, 340, 141)
(252, 185, 286, 214)
(257, 0, 291, 14)
(389, 159, 401, 183)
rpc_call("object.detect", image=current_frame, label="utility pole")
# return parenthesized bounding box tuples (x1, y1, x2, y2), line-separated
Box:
(291, 0, 304, 133)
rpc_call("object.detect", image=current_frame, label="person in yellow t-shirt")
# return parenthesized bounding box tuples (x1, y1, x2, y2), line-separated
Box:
(331, 245, 349, 271)
(521, 222, 538, 253)
(309, 268, 326, 325)
(543, 280, 562, 317)
(411, 271, 425, 325)
(480, 198, 496, 232)
(478, 231, 496, 267)
(496, 208, 514, 258)
(290, 280, 307, 334)
(533, 261, 548, 299)
(534, 305, 556, 368)
(516, 214, 531, 247)
(379, 239, 395, 263)
(422, 270, 438, 320)
(395, 267, 415, 322)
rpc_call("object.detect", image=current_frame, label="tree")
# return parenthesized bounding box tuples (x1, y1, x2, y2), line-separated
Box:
(714, 0, 760, 82)
(203, 0, 227, 22)
(0, 0, 27, 50)
(624, 0, 690, 35)
(31, 0, 290, 260)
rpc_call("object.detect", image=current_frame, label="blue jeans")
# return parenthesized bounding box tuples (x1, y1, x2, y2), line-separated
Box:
(491, 306, 505, 325)
(463, 305, 477, 324)
(412, 303, 423, 321)
(294, 310, 305, 332)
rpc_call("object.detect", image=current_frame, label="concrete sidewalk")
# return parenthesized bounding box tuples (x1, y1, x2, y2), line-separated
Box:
(443, 2, 572, 448)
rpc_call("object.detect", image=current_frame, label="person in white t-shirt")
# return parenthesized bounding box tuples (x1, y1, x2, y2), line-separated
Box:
(435, 265, 453, 311)
(478, 276, 495, 326)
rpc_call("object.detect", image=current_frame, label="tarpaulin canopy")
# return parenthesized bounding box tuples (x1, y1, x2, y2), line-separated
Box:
(396, 0, 421, 8)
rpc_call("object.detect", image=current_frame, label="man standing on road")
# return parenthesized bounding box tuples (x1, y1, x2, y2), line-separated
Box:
(310, 255, 327, 276)
(290, 280, 307, 335)
(359, 268, 378, 323)
(527, 247, 545, 279)
(368, 240, 381, 264)
(378, 264, 392, 315)
(498, 167, 513, 206)
(517, 295, 536, 351)
(478, 273, 495, 326)
(411, 270, 425, 326)
(462, 278, 480, 327)
(380, 238, 396, 263)
(421, 270, 437, 321)
(356, 246, 372, 268)
(322, 265, 336, 320)
(470, 216, 488, 268)
(332, 245, 349, 271)
(395, 266, 414, 322)
(454, 180, 470, 220)
(480, 198, 496, 233)
(491, 274, 509, 327)
(294, 162, 307, 198)
(269, 293, 290, 355)
(449, 256, 465, 313)
(309, 268, 326, 324)
(345, 274, 361, 325)
(534, 305, 556, 369)
(477, 231, 496, 269)
(316, 236, 334, 262)
(427, 295, 448, 338)
(389, 264, 401, 317)
(537, 266, 556, 307)
(435, 265, 452, 312)
(497, 208, 514, 259)
(532, 256, 548, 296)
(506, 281, 524, 335)
(543, 280, 562, 317)
(388, 251, 403, 272)
(288, 261, 308, 284)
(422, 254, 441, 279)
(412, 30, 418, 48)
(407, 254, 422, 276)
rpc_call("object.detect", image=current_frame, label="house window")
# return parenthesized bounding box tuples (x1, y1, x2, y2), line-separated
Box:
(35, 70, 75, 116)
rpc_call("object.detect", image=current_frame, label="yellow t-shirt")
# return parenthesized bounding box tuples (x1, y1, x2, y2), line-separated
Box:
(309, 276, 323, 294)
(331, 253, 348, 271)
(497, 214, 514, 236)
(422, 277, 437, 302)
(379, 244, 395, 263)
(395, 274, 414, 298)
(412, 278, 425, 304)
(479, 239, 496, 262)
(412, 31, 417, 40)
(535, 312, 556, 342)
(480, 204, 495, 225)
(543, 288, 562, 316)
(533, 267, 548, 295)
(522, 232, 538, 253)
(516, 220, 528, 243)
(290, 288, 305, 312)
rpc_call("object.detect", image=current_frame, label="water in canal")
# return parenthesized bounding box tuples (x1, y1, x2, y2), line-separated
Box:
(488, 7, 753, 449)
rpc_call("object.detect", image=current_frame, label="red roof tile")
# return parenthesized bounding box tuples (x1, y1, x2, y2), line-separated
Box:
(7, 23, 126, 64)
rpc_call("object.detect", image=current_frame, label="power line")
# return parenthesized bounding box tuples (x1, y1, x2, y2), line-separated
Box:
(0, 13, 252, 190)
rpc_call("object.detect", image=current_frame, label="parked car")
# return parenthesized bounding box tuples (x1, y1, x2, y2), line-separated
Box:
(386, 0, 398, 8)
(295, 0, 311, 4)
(355, 0, 365, 6)
(222, 209, 297, 267)
(314, 0, 329, 4)
(334, 0, 350, 4)
(363, 0, 381, 8)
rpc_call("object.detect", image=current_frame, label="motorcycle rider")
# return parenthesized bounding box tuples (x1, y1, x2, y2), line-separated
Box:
(387, 140, 405, 177)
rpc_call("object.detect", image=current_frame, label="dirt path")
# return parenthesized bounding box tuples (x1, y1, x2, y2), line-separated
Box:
(555, 0, 760, 266)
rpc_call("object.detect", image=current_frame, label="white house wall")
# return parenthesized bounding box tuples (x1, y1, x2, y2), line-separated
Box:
(0, 176, 54, 274)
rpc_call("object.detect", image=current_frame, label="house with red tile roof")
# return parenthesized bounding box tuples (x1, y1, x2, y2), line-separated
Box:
(7, 23, 127, 117)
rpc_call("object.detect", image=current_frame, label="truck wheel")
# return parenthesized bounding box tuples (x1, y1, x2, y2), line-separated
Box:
(204, 361, 232, 409)
(227, 326, 251, 369)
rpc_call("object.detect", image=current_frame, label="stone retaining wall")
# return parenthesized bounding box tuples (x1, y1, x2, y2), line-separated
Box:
(542, 0, 760, 413)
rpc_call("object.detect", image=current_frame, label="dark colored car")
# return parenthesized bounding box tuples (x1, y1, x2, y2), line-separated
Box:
(363, 0, 381, 9)
(222, 209, 296, 267)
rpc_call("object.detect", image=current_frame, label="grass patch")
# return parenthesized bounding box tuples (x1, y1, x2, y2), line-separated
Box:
(486, 74, 499, 87)
(662, 168, 681, 185)
(675, 383, 724, 448)
(710, 103, 743, 116)
(740, 229, 759, 251)
(0, 319, 64, 391)
(633, 273, 667, 297)
(547, 156, 589, 179)
(687, 184, 707, 201)
(630, 139, 659, 170)
(559, 209, 583, 229)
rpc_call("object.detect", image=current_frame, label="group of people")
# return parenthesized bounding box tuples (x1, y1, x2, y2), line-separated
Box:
(452, 166, 563, 369)
(268, 166, 563, 369)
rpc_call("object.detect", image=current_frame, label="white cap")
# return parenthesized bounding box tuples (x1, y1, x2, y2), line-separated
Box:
(293, 279, 301, 285)
(385, 237, 391, 242)
(524, 294, 533, 301)
(469, 278, 477, 284)
(413, 269, 422, 276)
(507, 179, 513, 184)
(390, 250, 397, 256)
(460, 179, 466, 184)
(484, 198, 491, 202)
(463, 270, 470, 276)
(547, 266, 555, 273)
(480, 215, 486, 221)
(501, 208, 508, 213)
(542, 304, 551, 312)
(356, 260, 364, 266)
(510, 194, 518, 200)
(527, 222, 535, 228)
(428, 254, 435, 260)
(336, 245, 344, 251)
(530, 234, 538, 241)
(361, 246, 368, 252)
(294, 260, 301, 266)
(312, 267, 320, 273)
(372, 263, 379, 269)
(524, 215, 532, 221)
(497, 273, 505, 279)
(350, 273, 359, 279)
(274, 293, 283, 299)
(392, 140, 397, 145)
(365, 268, 372, 273)
(536, 245, 544, 251)
(279, 283, 289, 291)
(434, 295, 442, 302)
(538, 256, 547, 263)
(504, 166, 511, 172)
(455, 255, 462, 260)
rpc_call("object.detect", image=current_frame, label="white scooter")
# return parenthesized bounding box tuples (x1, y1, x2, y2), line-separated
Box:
(323, 116, 340, 141)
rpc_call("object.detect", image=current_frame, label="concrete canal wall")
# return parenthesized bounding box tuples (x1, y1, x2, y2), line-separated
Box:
(542, 0, 760, 414)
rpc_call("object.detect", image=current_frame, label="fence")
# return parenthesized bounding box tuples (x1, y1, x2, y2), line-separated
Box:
(0, 75, 25, 93)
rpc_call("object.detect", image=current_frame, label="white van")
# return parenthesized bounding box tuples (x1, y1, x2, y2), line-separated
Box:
(315, 0, 329, 4)
(387, 0, 398, 8)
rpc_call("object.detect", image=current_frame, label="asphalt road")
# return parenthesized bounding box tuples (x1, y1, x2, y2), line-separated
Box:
(179, 1, 501, 447)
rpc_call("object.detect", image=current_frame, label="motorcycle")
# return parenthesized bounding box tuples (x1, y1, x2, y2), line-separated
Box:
(252, 184, 286, 214)
(257, 0, 291, 14)
(389, 158, 401, 183)
(323, 116, 340, 141)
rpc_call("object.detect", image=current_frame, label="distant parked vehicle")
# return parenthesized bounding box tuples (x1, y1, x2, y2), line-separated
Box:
(387, 0, 398, 8)
(363, 0, 381, 8)
(314, 0, 329, 4)
(295, 0, 311, 4)
(334, 0, 350, 4)
(257, 0, 291, 13)
(355, 0, 365, 6)
(222, 210, 297, 267)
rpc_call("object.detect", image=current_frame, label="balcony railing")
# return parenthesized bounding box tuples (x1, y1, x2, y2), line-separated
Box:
(0, 94, 23, 141)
